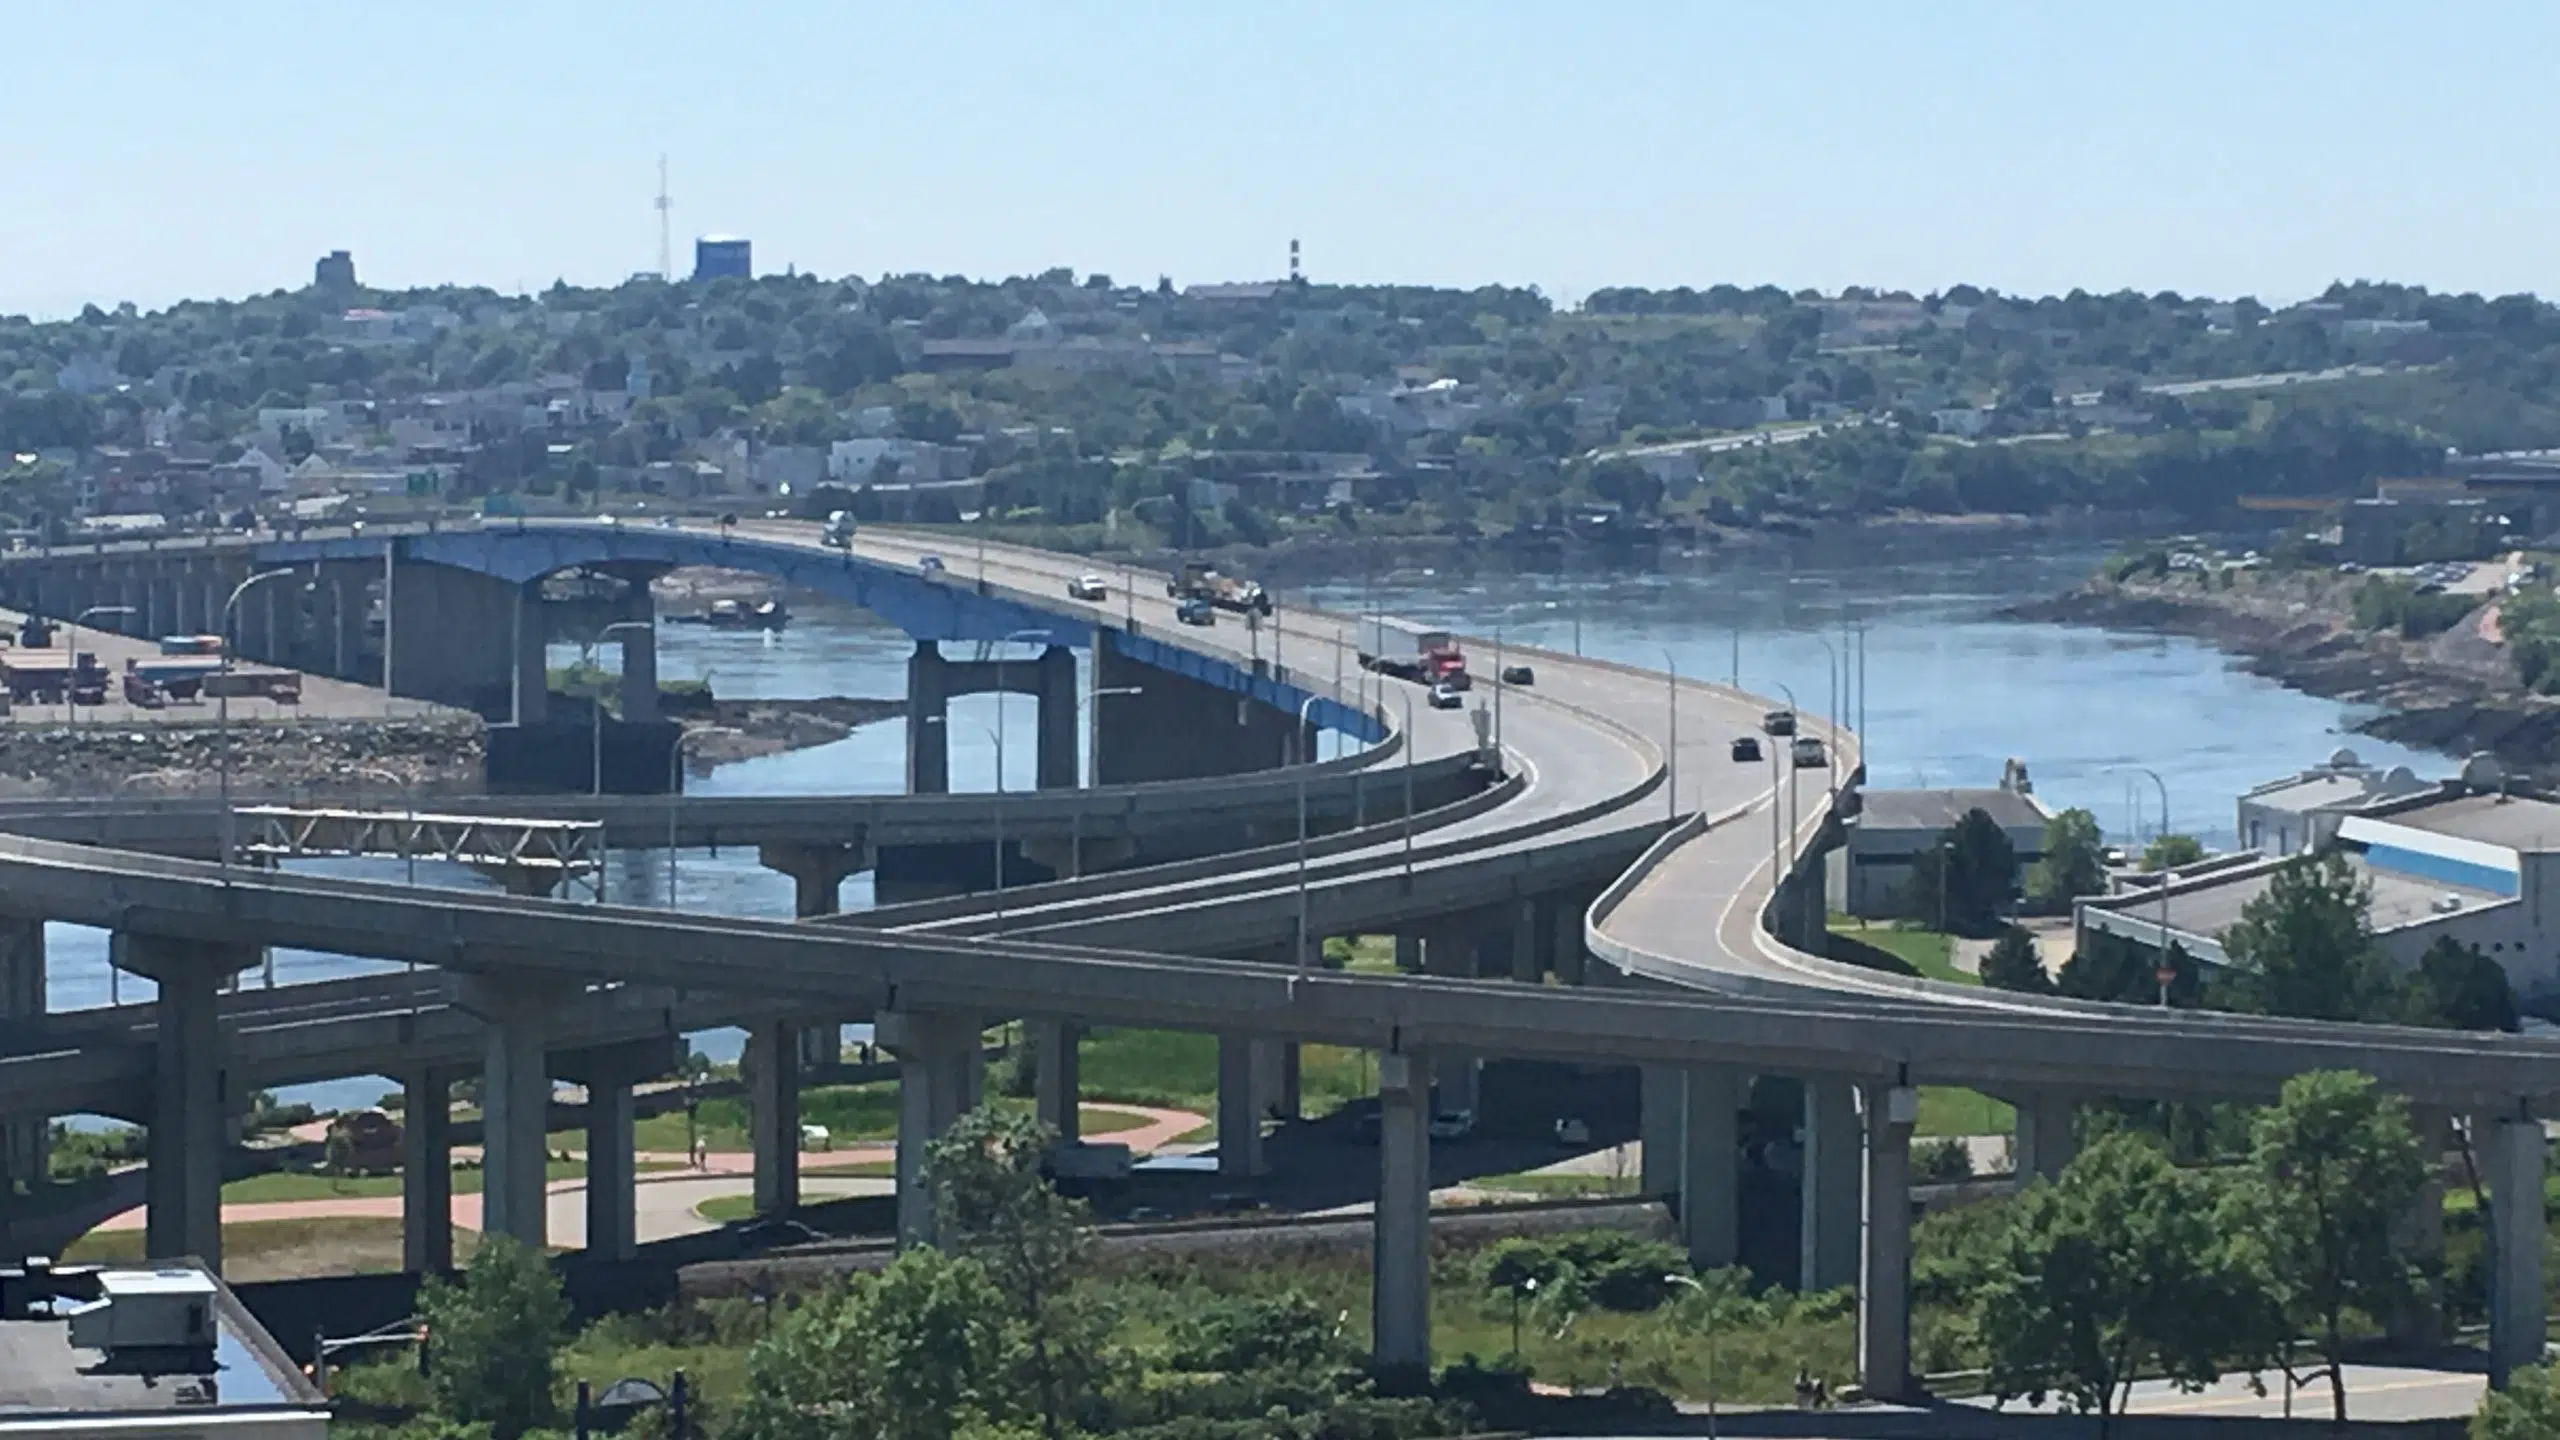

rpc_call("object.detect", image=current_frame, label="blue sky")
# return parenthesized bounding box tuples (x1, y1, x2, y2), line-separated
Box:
(6, 2, 2554, 316)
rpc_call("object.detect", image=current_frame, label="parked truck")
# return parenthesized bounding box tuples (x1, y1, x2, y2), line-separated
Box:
(821, 510, 857, 548)
(125, 656, 222, 701)
(1356, 616, 1468, 688)
(1167, 559, 1272, 616)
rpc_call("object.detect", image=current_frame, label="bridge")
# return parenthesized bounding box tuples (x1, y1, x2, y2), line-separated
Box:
(0, 518, 2549, 1396)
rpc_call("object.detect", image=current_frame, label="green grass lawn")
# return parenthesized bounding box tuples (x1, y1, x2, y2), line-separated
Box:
(1467, 1170, 1638, 1200)
(1917, 1087, 2014, 1139)
(1326, 933, 1402, 975)
(1827, 915, 1976, 985)
(66, 1217, 487, 1282)
(219, 1157, 681, 1204)
(1076, 1028, 1376, 1121)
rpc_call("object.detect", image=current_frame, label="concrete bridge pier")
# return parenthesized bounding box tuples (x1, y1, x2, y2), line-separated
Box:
(0, 921, 45, 1198)
(1092, 645, 1293, 783)
(745, 1019, 802, 1219)
(1033, 1020, 1082, 1143)
(1419, 931, 1481, 1114)
(1033, 645, 1077, 791)
(1372, 1050, 1434, 1376)
(1639, 1067, 1682, 1198)
(883, 1009, 984, 1247)
(1678, 1067, 1742, 1270)
(907, 641, 952, 794)
(560, 1038, 677, 1262)
(402, 1067, 456, 1274)
(2483, 1105, 2547, 1388)
(2389, 1107, 2450, 1348)
(115, 935, 261, 1269)
(464, 976, 572, 1249)
(1801, 1079, 1862, 1292)
(760, 841, 875, 1068)
(1216, 1034, 1268, 1178)
(618, 612, 660, 725)
(2011, 1092, 2077, 1183)
(1857, 1083, 1918, 1402)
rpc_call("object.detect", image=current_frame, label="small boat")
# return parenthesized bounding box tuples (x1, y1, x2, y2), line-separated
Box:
(670, 597, 790, 631)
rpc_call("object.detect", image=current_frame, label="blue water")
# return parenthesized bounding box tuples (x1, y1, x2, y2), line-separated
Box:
(48, 548, 2447, 1118)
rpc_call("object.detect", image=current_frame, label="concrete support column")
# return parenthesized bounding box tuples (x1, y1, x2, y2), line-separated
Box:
(1640, 1066, 1683, 1198)
(584, 1078, 638, 1260)
(1420, 932, 1479, 1115)
(1393, 934, 1422, 972)
(1271, 1043, 1302, 1123)
(402, 1068, 454, 1274)
(884, 1009, 983, 1247)
(471, 977, 560, 1249)
(0, 921, 46, 1195)
(1034, 1020, 1082, 1143)
(511, 583, 550, 726)
(1216, 1033, 1267, 1178)
(747, 1017, 802, 1219)
(2012, 1092, 2077, 1184)
(758, 840, 871, 1069)
(1551, 892, 1589, 986)
(2389, 1107, 2450, 1349)
(1035, 645, 1078, 791)
(119, 935, 258, 1268)
(1857, 1083, 1918, 1403)
(1802, 1079, 1863, 1292)
(1680, 1067, 1741, 1270)
(2483, 1106, 2547, 1389)
(618, 616, 659, 724)
(1372, 1050, 1434, 1375)
(908, 641, 951, 794)
(1508, 900, 1541, 983)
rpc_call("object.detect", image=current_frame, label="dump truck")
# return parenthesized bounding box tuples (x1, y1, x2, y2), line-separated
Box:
(1356, 616, 1468, 688)
(1167, 559, 1272, 616)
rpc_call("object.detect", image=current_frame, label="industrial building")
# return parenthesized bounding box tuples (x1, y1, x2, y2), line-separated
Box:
(0, 1258, 327, 1436)
(1826, 780, 2052, 918)
(2234, 747, 2431, 857)
(693, 235, 751, 281)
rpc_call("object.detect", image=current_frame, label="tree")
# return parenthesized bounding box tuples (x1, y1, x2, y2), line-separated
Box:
(1973, 1132, 2250, 1435)
(926, 1105, 1113, 1440)
(415, 1234, 568, 1439)
(729, 1247, 1009, 1440)
(2221, 1070, 2428, 1426)
(2474, 1364, 2560, 1440)
(2215, 852, 2401, 1022)
(1903, 808, 2019, 935)
(2141, 833, 2205, 871)
(2407, 935, 2521, 1032)
(2026, 808, 2108, 908)
(2059, 931, 2202, 1007)
(1979, 926, 2054, 994)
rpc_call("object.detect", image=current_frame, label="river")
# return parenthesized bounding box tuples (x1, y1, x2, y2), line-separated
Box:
(42, 538, 2445, 1116)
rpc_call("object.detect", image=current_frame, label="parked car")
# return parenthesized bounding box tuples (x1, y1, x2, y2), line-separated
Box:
(1429, 1109, 1477, 1141)
(1730, 735, 1762, 763)
(1761, 709, 1797, 736)
(1429, 682, 1465, 709)
(1067, 574, 1107, 601)
(1792, 736, 1828, 769)
(1553, 1117, 1591, 1147)
(1500, 664, 1535, 686)
(1176, 597, 1216, 626)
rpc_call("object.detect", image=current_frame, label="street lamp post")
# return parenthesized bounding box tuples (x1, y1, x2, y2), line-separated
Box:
(1075, 684, 1143, 872)
(1294, 694, 1322, 975)
(1399, 691, 1416, 884)
(1665, 1274, 1724, 1440)
(1492, 624, 1505, 752)
(1809, 633, 1840, 807)
(590, 619, 651, 797)
(67, 605, 135, 727)
(666, 725, 743, 907)
(1769, 681, 1800, 894)
(2129, 765, 2173, 1007)
(1660, 647, 1679, 822)
(219, 568, 305, 872)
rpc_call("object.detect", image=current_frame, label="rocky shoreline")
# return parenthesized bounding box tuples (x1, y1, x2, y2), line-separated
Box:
(2009, 579, 2560, 774)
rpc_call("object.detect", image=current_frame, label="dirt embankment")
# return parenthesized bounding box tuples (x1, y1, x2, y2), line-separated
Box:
(2009, 571, 2560, 772)
(683, 696, 905, 766)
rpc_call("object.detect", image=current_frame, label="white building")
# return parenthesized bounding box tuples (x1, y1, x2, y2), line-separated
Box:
(2235, 748, 2433, 857)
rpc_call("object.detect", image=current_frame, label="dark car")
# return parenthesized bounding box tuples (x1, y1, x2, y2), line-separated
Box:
(1177, 597, 1216, 626)
(1500, 664, 1535, 686)
(1761, 709, 1798, 737)
(1731, 735, 1762, 763)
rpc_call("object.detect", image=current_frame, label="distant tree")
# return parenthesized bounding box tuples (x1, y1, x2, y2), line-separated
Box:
(2221, 1071, 2428, 1426)
(1904, 808, 2020, 935)
(1915, 1136, 1975, 1184)
(416, 1234, 568, 1439)
(2215, 853, 2400, 1022)
(1973, 1132, 2252, 1435)
(2059, 932, 2203, 1008)
(2140, 833, 2205, 871)
(728, 1247, 1008, 1440)
(2406, 935, 2521, 1032)
(2026, 808, 2108, 908)
(1980, 926, 2055, 994)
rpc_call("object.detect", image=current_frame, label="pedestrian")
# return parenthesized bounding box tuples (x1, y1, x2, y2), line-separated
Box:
(1793, 1366, 1815, 1409)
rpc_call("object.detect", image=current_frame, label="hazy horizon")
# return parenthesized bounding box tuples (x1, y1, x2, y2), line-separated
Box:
(10, 2, 2557, 318)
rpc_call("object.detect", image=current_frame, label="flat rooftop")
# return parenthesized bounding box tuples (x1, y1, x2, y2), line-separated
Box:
(1856, 787, 2047, 834)
(2371, 791, 2560, 852)
(2101, 854, 2516, 943)
(0, 1263, 321, 1427)
(2247, 773, 2382, 813)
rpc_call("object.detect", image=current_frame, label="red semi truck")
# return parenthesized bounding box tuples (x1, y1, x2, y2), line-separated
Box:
(1356, 616, 1468, 688)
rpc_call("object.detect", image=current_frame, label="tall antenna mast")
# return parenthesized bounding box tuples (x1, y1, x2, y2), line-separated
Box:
(655, 154, 674, 280)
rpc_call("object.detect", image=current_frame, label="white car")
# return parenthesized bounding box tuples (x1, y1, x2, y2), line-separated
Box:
(1428, 1109, 1476, 1141)
(1067, 574, 1107, 601)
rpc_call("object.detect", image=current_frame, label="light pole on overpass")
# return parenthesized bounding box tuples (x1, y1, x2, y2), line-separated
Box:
(1660, 647, 1679, 822)
(1769, 681, 1799, 896)
(666, 725, 742, 907)
(2122, 765, 2174, 1008)
(1399, 690, 1417, 886)
(67, 604, 134, 728)
(1809, 633, 1840, 808)
(219, 568, 306, 872)
(590, 619, 651, 797)
(1295, 693, 1324, 975)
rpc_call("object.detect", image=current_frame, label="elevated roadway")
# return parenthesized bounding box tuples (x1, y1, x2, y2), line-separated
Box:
(0, 518, 2551, 1394)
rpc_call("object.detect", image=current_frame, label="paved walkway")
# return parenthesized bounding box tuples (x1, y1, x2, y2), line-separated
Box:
(106, 1104, 1202, 1247)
